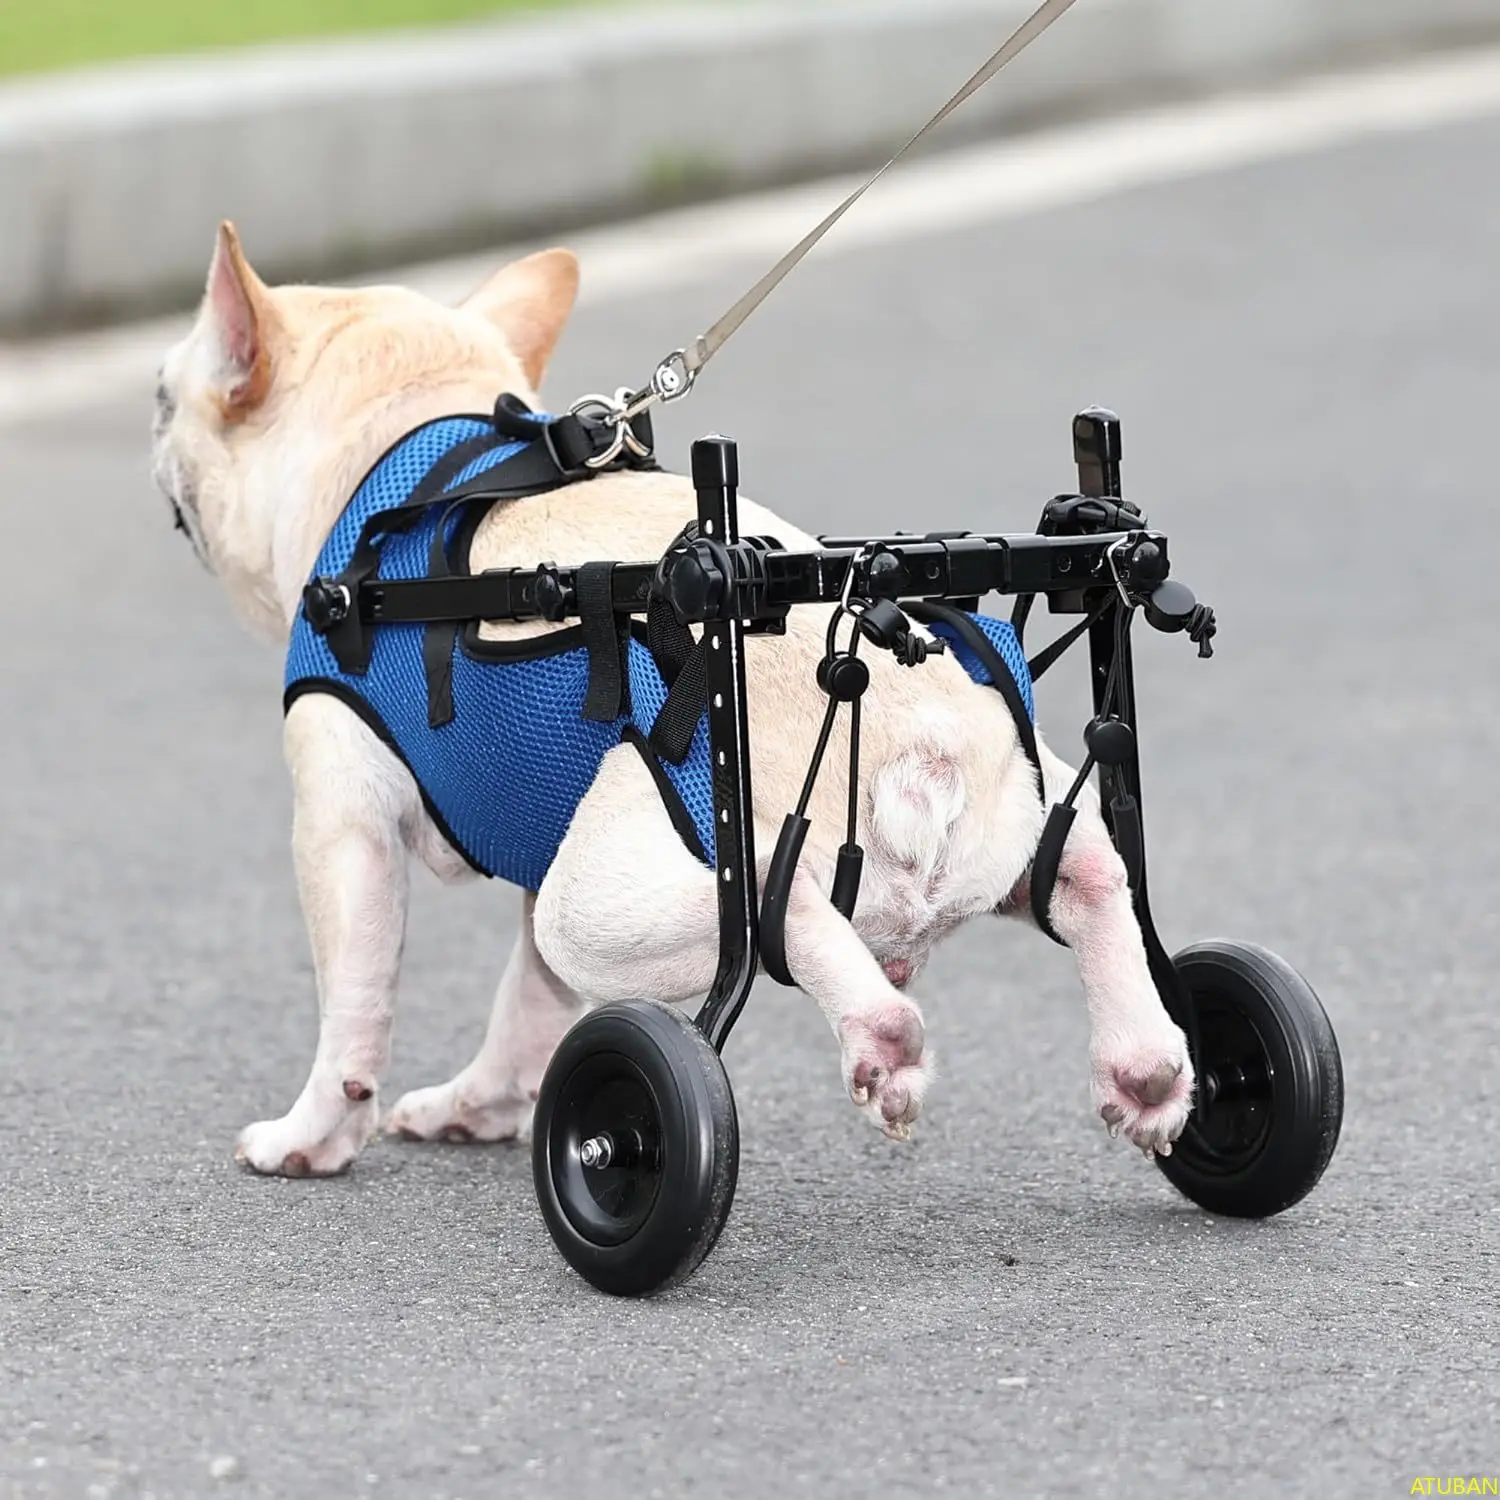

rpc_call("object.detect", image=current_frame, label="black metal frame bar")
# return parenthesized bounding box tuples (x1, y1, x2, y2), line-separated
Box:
(357, 528, 1169, 631)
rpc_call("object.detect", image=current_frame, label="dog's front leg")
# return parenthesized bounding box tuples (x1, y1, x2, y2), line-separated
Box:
(385, 892, 583, 1143)
(235, 698, 411, 1177)
(1010, 741, 1195, 1156)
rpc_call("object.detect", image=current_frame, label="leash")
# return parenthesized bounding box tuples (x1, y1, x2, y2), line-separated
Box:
(572, 0, 1083, 460)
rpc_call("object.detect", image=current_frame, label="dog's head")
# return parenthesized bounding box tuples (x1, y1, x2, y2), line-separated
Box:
(152, 222, 579, 639)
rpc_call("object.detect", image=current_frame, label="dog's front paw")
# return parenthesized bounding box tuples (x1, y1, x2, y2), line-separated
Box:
(235, 1091, 378, 1177)
(838, 999, 934, 1141)
(1092, 1029, 1195, 1157)
(386, 1079, 532, 1144)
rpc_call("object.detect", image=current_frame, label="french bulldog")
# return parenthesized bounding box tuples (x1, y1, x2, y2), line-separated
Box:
(150, 222, 1193, 1177)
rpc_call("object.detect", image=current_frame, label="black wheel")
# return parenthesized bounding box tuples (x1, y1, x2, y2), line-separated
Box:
(531, 1000, 738, 1296)
(1156, 940, 1343, 1218)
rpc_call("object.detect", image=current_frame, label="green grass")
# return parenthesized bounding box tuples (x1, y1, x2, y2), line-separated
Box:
(0, 0, 597, 78)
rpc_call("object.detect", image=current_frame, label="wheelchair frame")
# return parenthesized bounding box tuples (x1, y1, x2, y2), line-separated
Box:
(335, 405, 1344, 1296)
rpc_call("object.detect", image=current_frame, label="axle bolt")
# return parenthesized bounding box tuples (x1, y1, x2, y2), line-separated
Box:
(579, 1134, 614, 1169)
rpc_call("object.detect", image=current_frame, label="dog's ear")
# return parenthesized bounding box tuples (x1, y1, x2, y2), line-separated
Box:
(461, 247, 580, 387)
(202, 221, 277, 417)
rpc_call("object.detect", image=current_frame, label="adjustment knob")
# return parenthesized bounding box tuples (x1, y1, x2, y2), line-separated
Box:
(533, 567, 575, 622)
(1126, 539, 1167, 585)
(658, 541, 725, 623)
(866, 551, 904, 597)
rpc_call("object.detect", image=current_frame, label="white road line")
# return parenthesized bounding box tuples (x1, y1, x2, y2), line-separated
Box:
(4, 44, 1500, 427)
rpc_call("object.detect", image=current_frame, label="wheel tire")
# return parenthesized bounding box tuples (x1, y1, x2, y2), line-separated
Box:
(1156, 940, 1343, 1219)
(532, 1000, 738, 1296)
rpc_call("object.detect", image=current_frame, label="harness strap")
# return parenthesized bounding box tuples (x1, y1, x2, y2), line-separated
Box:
(1025, 596, 1112, 682)
(643, 525, 711, 763)
(646, 594, 695, 687)
(1010, 589, 1036, 648)
(421, 498, 473, 729)
(649, 646, 710, 765)
(326, 429, 508, 675)
(578, 563, 632, 722)
(491, 392, 656, 479)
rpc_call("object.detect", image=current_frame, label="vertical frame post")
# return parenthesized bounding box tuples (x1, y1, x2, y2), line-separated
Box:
(1075, 409, 1193, 1037)
(1076, 407, 1137, 826)
(690, 436, 762, 1052)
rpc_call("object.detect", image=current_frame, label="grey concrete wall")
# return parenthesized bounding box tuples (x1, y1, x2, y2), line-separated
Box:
(1, 0, 1496, 332)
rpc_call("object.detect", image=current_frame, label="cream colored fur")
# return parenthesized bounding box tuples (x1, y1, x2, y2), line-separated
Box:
(151, 222, 1193, 1177)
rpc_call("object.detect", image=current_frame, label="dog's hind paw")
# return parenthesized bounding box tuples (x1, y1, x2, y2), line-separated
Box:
(1092, 1034, 1194, 1157)
(838, 999, 934, 1141)
(235, 1097, 377, 1177)
(385, 1080, 533, 1144)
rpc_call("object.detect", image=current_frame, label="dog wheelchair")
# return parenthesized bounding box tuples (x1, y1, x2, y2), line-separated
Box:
(307, 404, 1344, 1296)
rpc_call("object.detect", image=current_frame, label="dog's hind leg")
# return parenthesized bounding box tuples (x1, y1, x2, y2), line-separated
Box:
(235, 696, 414, 1177)
(775, 867, 935, 1140)
(531, 747, 722, 1007)
(1004, 740, 1194, 1157)
(384, 892, 583, 1144)
(533, 745, 932, 1139)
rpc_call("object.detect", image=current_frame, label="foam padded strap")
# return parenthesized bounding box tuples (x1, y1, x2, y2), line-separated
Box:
(1110, 791, 1143, 892)
(759, 813, 810, 988)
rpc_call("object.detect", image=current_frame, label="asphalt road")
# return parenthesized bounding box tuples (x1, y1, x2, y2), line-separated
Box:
(3, 96, 1499, 1500)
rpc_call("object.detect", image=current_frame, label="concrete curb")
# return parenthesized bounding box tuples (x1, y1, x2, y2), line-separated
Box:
(2, 0, 1497, 333)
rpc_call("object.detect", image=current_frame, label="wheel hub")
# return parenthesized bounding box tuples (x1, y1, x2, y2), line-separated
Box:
(551, 1061, 665, 1246)
(1184, 997, 1275, 1170)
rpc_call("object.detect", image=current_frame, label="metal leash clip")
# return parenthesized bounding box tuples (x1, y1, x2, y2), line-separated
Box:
(568, 386, 657, 470)
(609, 348, 699, 431)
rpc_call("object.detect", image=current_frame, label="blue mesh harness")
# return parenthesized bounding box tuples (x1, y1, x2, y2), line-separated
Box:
(284, 413, 1035, 892)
